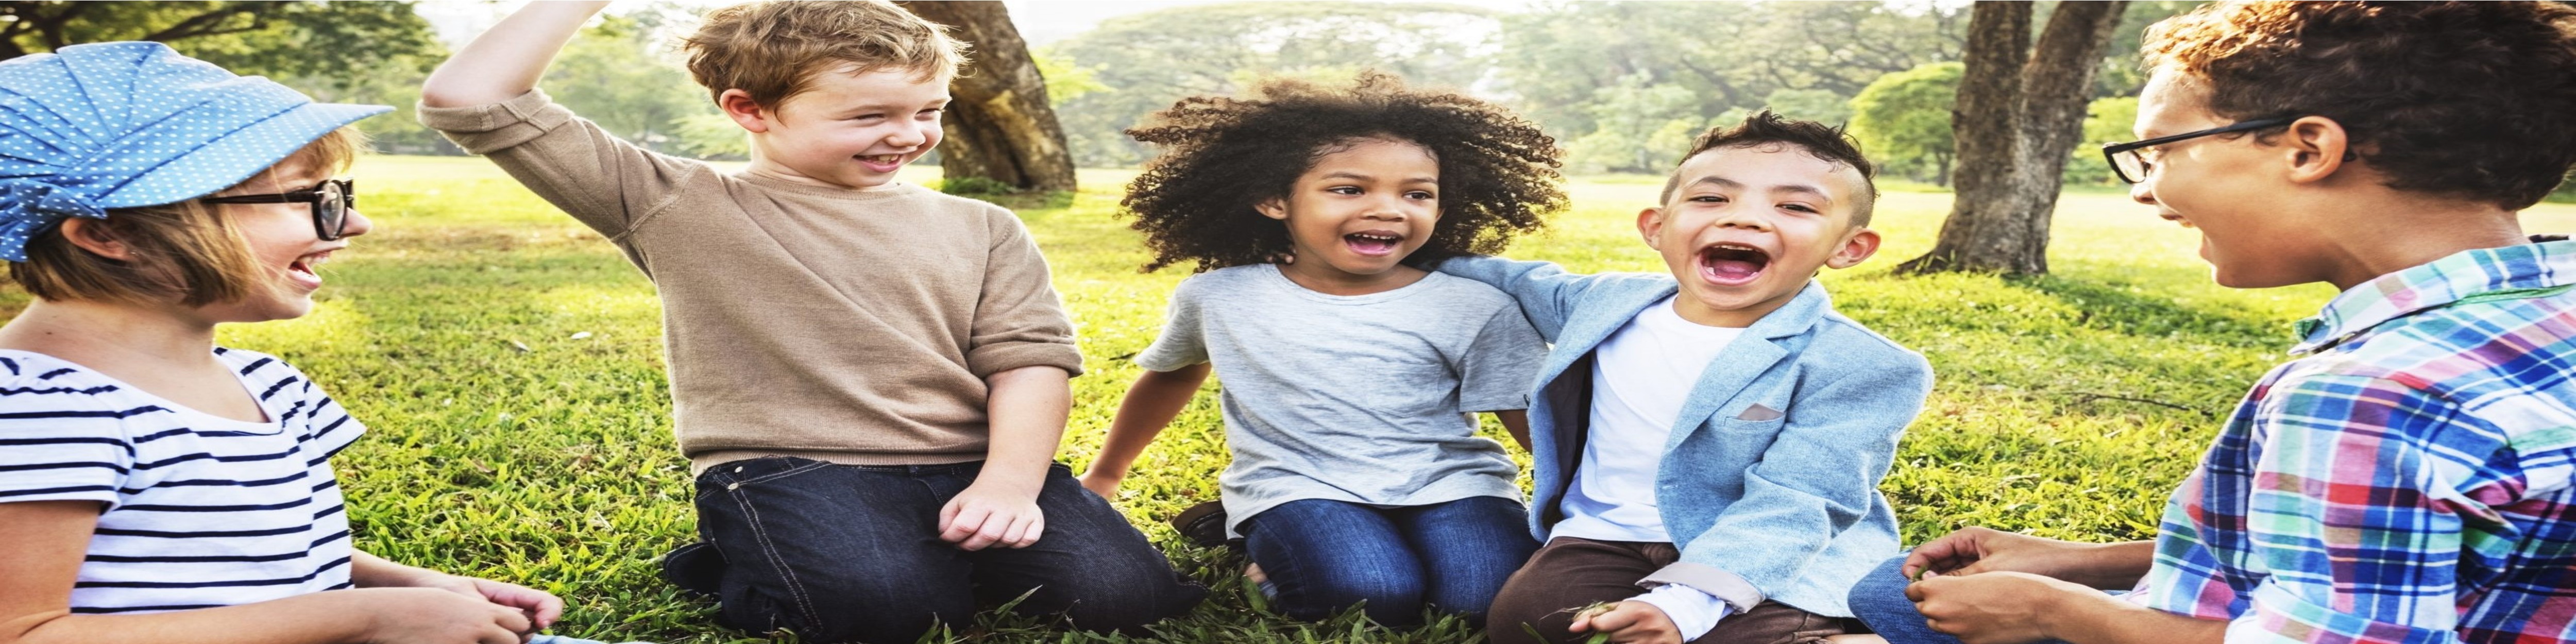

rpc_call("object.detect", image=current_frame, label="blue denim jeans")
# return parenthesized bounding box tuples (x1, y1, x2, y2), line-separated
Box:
(671, 457, 1207, 644)
(1239, 496, 1539, 626)
(1848, 555, 2076, 644)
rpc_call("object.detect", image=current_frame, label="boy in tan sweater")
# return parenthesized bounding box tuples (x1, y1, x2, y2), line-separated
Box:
(417, 2, 1205, 642)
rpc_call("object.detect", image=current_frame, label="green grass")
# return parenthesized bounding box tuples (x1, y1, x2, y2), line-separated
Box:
(113, 155, 2576, 642)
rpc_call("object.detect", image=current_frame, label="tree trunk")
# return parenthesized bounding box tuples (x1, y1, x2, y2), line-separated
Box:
(1898, 1, 2126, 275)
(894, 1, 1077, 194)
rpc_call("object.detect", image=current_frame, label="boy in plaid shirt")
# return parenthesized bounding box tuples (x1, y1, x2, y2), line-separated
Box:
(1842, 3, 2576, 644)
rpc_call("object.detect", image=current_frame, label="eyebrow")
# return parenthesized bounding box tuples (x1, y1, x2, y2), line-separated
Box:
(1319, 171, 1437, 184)
(1684, 176, 1835, 203)
(837, 98, 950, 114)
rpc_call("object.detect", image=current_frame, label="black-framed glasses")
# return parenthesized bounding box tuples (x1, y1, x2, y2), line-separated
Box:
(2100, 117, 2295, 183)
(198, 179, 355, 241)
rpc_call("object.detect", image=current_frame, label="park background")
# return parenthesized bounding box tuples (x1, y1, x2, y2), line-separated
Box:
(8, 1, 2576, 642)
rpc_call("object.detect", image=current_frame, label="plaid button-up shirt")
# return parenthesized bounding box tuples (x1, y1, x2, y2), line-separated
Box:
(2132, 241, 2576, 643)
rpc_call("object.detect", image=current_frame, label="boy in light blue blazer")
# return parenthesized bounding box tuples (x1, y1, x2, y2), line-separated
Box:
(1453, 111, 1933, 644)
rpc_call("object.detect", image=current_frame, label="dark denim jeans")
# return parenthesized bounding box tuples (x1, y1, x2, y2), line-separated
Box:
(671, 457, 1206, 644)
(1238, 496, 1539, 626)
(1848, 555, 2076, 644)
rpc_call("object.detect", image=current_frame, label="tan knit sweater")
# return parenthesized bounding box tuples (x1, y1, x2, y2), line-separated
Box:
(420, 90, 1083, 472)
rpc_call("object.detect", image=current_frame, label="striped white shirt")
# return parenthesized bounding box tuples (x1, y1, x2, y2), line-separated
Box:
(0, 348, 364, 614)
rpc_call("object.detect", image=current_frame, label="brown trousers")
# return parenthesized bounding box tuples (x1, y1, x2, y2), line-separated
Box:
(1487, 537, 1851, 644)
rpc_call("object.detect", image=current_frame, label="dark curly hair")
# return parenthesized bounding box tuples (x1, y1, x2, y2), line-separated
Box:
(1121, 72, 1566, 273)
(2141, 1, 2576, 210)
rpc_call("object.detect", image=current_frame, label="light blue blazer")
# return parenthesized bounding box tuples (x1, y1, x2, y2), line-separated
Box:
(1437, 256, 1933, 618)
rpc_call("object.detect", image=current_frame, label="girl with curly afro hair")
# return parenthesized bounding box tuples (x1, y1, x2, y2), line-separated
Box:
(1078, 72, 1566, 628)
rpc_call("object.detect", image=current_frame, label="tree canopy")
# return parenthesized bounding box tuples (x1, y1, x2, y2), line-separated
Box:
(1849, 61, 1963, 187)
(0, 2, 440, 82)
(1042, 2, 1500, 167)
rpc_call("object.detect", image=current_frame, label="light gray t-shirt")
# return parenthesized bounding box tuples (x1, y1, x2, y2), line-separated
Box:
(1139, 264, 1545, 535)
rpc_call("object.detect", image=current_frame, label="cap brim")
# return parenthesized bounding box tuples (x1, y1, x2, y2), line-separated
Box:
(99, 101, 391, 207)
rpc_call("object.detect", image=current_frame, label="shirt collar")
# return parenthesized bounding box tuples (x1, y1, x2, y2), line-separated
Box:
(2292, 240, 2576, 354)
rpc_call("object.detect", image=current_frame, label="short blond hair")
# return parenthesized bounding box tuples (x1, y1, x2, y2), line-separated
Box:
(682, 1, 969, 108)
(11, 127, 364, 307)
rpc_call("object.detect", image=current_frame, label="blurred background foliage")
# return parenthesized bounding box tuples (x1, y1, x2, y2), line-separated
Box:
(12, 0, 2565, 200)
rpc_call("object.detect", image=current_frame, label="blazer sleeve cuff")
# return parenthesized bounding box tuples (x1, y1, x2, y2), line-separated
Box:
(1640, 562, 1766, 612)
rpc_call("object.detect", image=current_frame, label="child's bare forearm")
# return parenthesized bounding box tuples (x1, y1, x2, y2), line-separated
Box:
(2045, 587, 2226, 644)
(979, 365, 1074, 494)
(420, 0, 611, 107)
(348, 550, 443, 588)
(12, 594, 361, 644)
(1085, 364, 1211, 482)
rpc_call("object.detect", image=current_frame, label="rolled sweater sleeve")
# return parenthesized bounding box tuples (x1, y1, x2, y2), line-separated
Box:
(417, 89, 706, 241)
(964, 207, 1083, 378)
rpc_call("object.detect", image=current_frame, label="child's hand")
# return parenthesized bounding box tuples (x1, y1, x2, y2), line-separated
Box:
(456, 576, 568, 632)
(1906, 570, 2096, 644)
(939, 481, 1045, 550)
(1077, 470, 1122, 499)
(1569, 601, 1684, 644)
(1904, 527, 2093, 582)
(360, 587, 536, 644)
(396, 570, 566, 632)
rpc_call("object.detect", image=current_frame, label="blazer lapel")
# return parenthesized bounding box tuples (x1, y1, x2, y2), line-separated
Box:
(1662, 282, 1832, 448)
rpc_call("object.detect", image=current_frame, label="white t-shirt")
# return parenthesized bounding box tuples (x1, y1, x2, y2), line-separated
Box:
(1551, 296, 1745, 543)
(0, 348, 364, 614)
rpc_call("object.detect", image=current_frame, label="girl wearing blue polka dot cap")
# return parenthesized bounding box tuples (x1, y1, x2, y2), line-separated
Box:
(0, 42, 637, 644)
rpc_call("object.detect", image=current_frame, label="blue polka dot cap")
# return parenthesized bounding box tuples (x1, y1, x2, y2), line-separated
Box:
(0, 41, 391, 262)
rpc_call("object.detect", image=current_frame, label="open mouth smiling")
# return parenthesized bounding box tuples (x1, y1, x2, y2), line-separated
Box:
(1344, 231, 1404, 257)
(856, 154, 907, 172)
(286, 249, 335, 288)
(1698, 243, 1770, 286)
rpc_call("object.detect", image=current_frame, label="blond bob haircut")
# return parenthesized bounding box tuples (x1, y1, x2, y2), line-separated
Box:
(681, 1, 969, 108)
(10, 126, 365, 307)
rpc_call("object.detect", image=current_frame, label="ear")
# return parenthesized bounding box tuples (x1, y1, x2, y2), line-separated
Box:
(2280, 115, 2352, 185)
(54, 218, 137, 262)
(1255, 196, 1290, 222)
(719, 89, 774, 134)
(1635, 207, 1666, 250)
(1825, 226, 1882, 269)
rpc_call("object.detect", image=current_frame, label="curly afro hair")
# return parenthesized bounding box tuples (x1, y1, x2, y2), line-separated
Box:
(2141, 1, 2576, 210)
(1121, 72, 1566, 273)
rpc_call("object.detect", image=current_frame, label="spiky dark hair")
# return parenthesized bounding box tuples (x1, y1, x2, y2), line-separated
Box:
(1663, 109, 1880, 225)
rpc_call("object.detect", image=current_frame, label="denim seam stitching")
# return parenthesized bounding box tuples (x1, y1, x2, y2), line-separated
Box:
(731, 461, 832, 487)
(727, 485, 821, 628)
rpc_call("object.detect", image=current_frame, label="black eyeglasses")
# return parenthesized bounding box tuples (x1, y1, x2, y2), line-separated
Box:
(198, 179, 355, 241)
(2100, 117, 2294, 183)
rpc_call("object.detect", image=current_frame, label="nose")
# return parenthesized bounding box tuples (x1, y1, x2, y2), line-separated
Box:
(884, 122, 931, 150)
(340, 208, 372, 239)
(1713, 207, 1771, 232)
(1360, 194, 1413, 221)
(2129, 177, 2158, 207)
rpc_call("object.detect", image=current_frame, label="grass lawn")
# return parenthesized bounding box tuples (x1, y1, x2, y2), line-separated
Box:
(59, 155, 2575, 643)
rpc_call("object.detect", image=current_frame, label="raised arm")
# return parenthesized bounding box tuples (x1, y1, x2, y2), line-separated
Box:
(420, 1, 611, 108)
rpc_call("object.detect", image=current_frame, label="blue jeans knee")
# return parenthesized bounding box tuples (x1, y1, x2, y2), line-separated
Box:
(1241, 496, 1536, 627)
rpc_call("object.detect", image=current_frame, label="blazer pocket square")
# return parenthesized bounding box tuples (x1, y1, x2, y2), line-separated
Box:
(1735, 404, 1785, 421)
